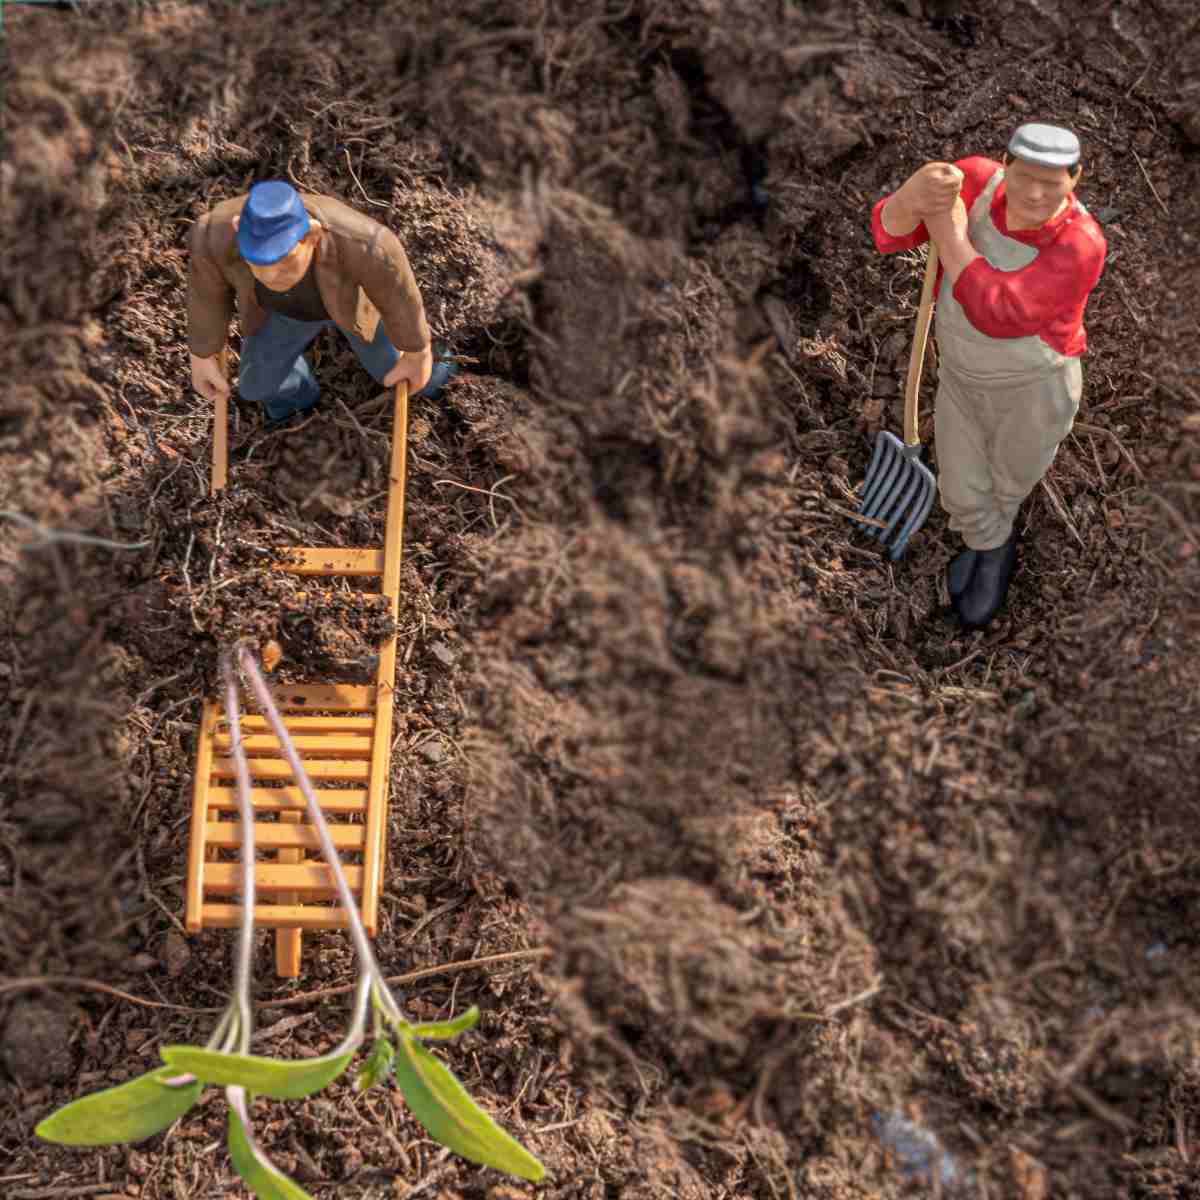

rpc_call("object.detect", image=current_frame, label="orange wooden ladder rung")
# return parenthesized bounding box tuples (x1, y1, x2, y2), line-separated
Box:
(211, 732, 374, 758)
(186, 377, 408, 977)
(275, 548, 385, 577)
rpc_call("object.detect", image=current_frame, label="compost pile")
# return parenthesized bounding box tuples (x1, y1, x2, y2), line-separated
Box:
(2, 1, 1199, 1197)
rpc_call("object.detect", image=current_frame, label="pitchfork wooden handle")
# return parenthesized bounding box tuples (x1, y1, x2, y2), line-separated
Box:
(903, 245, 939, 448)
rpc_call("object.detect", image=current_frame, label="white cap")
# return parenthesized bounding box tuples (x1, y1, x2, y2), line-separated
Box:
(1007, 123, 1081, 169)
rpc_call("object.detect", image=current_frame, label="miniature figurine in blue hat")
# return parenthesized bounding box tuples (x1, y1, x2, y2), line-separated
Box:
(187, 181, 455, 425)
(871, 123, 1107, 631)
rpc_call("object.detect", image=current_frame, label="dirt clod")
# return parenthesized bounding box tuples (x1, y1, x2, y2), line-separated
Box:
(1, 1002, 77, 1086)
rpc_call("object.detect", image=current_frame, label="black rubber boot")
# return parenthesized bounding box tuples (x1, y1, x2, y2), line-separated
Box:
(953, 532, 1018, 631)
(946, 547, 979, 599)
(413, 358, 458, 401)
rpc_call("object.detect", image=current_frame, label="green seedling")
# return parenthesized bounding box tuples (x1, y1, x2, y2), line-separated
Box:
(227, 1086, 313, 1200)
(410, 1006, 481, 1039)
(391, 1028, 545, 1179)
(159, 1044, 357, 1100)
(36, 647, 546, 1197)
(34, 1068, 203, 1147)
(233, 646, 544, 1185)
(354, 1036, 395, 1093)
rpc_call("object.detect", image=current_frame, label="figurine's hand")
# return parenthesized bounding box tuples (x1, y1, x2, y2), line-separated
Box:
(903, 162, 964, 217)
(190, 351, 231, 404)
(925, 196, 969, 248)
(382, 343, 433, 394)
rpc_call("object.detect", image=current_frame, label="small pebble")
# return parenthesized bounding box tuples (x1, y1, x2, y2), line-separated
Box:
(871, 1110, 974, 1193)
(420, 739, 447, 764)
(163, 930, 191, 978)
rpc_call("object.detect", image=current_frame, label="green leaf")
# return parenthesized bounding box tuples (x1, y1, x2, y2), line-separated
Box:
(392, 1034, 545, 1182)
(35, 1067, 202, 1146)
(354, 1037, 395, 1093)
(227, 1087, 314, 1200)
(160, 1045, 353, 1100)
(409, 1006, 480, 1040)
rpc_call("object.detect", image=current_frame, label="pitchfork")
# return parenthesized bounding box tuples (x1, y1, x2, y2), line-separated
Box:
(852, 245, 940, 559)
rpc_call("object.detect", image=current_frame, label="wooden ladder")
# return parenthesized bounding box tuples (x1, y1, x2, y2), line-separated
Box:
(185, 374, 408, 976)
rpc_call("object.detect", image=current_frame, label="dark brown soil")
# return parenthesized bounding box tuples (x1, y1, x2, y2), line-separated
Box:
(2, 1, 1199, 1197)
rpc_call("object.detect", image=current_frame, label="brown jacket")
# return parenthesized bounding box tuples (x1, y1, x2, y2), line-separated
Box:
(186, 191, 430, 358)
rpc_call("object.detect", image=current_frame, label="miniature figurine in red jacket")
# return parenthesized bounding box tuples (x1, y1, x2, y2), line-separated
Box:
(871, 124, 1107, 630)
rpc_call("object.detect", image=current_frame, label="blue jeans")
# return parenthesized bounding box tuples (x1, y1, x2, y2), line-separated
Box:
(237, 313, 401, 420)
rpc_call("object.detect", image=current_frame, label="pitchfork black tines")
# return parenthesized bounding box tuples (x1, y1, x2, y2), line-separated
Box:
(854, 433, 936, 559)
(853, 246, 940, 560)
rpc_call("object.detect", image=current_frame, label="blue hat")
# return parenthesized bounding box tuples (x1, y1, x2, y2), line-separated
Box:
(237, 181, 311, 265)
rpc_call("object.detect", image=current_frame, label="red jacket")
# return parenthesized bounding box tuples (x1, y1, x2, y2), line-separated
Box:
(871, 156, 1106, 357)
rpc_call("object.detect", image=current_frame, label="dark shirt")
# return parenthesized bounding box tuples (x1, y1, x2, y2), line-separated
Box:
(254, 258, 331, 323)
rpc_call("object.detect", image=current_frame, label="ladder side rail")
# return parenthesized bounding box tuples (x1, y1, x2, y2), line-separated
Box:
(362, 383, 408, 935)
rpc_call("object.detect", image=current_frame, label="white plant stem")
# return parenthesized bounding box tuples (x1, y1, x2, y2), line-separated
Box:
(336, 972, 373, 1053)
(222, 652, 257, 1053)
(236, 645, 407, 1027)
(205, 1004, 236, 1053)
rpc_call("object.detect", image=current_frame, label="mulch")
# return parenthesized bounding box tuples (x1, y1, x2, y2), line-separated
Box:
(2, 1, 1199, 1197)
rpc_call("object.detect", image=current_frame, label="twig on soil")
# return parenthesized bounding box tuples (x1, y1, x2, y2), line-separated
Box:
(344, 147, 390, 209)
(0, 950, 552, 1013)
(0, 509, 151, 552)
(402, 895, 467, 943)
(828, 499, 887, 529)
(529, 1117, 585, 1135)
(433, 475, 523, 529)
(1112, 274, 1147, 327)
(256, 947, 554, 1009)
(1075, 428, 1108, 488)
(1072, 421, 1142, 479)
(400, 1148, 454, 1200)
(335, 394, 373, 441)
(243, 409, 322, 463)
(1131, 149, 1170, 217)
(1039, 478, 1086, 548)
(5, 692, 37, 770)
(1056, 1076, 1137, 1132)
(1144, 490, 1198, 542)
(209, 506, 226, 586)
(147, 457, 186, 505)
(731, 1035, 796, 1131)
(823, 980, 883, 1017)
(875, 18, 949, 76)
(0, 975, 222, 1012)
(144, 888, 189, 938)
(743, 1129, 798, 1200)
(180, 530, 203, 632)
(934, 641, 993, 677)
(11, 1185, 122, 1200)
(286, 154, 307, 190)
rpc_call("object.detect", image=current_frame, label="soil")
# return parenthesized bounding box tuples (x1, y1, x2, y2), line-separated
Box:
(2, 1, 1199, 1198)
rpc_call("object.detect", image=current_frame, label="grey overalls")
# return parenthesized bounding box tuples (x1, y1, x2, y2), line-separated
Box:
(933, 168, 1084, 551)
